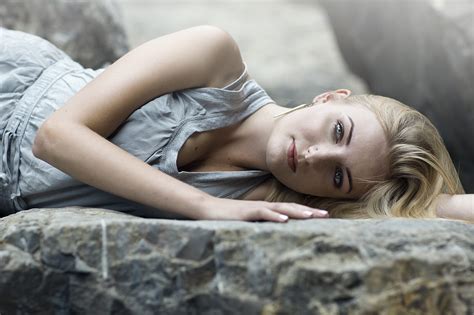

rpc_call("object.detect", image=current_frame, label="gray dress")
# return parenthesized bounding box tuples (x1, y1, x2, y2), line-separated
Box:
(0, 28, 274, 218)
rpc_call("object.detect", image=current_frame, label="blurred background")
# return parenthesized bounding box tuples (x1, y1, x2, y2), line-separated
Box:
(1, 0, 473, 192)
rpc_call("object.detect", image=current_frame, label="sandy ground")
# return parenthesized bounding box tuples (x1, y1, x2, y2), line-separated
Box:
(115, 0, 367, 106)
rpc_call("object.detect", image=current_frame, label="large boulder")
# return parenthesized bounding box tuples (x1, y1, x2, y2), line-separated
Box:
(0, 0, 130, 68)
(319, 0, 474, 193)
(117, 0, 369, 107)
(1, 208, 473, 314)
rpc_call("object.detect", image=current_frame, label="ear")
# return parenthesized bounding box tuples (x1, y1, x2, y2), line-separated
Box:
(312, 89, 352, 104)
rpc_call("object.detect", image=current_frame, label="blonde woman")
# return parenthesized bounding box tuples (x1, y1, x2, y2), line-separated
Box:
(0, 26, 472, 222)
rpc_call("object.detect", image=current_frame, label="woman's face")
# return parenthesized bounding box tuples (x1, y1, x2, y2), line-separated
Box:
(265, 92, 390, 199)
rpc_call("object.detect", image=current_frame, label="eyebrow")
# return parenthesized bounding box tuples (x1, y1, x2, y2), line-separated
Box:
(346, 115, 354, 146)
(346, 168, 353, 194)
(345, 114, 354, 194)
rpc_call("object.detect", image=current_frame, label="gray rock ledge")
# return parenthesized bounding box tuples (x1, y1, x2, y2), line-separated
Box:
(1, 207, 473, 314)
(0, 0, 129, 69)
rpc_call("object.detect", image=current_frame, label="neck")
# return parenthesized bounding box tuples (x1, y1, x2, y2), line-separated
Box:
(229, 102, 288, 171)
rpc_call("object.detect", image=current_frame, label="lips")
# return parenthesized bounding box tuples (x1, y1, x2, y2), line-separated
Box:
(287, 138, 297, 173)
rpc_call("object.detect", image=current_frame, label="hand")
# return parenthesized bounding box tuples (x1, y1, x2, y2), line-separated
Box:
(197, 196, 329, 222)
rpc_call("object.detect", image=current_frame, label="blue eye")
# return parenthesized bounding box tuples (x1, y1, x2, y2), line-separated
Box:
(334, 120, 344, 143)
(334, 166, 343, 188)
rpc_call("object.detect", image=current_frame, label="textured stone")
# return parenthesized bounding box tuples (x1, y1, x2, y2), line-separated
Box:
(319, 0, 474, 193)
(0, 0, 130, 68)
(1, 208, 473, 314)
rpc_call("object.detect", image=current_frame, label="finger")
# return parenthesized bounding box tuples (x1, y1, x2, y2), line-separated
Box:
(255, 208, 289, 223)
(309, 209, 330, 218)
(270, 202, 329, 219)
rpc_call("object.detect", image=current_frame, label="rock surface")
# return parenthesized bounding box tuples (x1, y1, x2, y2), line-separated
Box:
(319, 0, 474, 193)
(116, 0, 368, 107)
(1, 208, 473, 314)
(0, 0, 129, 68)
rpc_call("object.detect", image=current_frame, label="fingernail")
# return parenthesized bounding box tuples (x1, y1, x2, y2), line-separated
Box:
(318, 210, 328, 215)
(279, 214, 288, 221)
(303, 211, 312, 217)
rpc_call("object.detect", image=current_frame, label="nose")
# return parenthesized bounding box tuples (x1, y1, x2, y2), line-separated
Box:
(302, 144, 343, 166)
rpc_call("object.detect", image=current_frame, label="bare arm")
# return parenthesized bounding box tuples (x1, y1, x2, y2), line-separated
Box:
(32, 25, 244, 219)
(435, 194, 474, 222)
(32, 25, 327, 221)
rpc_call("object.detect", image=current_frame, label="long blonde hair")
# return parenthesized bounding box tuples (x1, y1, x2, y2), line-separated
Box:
(264, 94, 465, 218)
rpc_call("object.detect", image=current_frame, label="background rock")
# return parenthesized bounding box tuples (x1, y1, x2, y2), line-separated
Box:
(319, 0, 474, 193)
(116, 0, 368, 107)
(0, 0, 130, 68)
(1, 208, 473, 314)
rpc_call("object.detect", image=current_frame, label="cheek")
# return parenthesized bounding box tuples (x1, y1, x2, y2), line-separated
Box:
(301, 170, 331, 197)
(301, 119, 325, 144)
(286, 175, 320, 196)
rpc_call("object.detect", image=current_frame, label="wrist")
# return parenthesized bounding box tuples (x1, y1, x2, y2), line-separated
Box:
(193, 194, 217, 220)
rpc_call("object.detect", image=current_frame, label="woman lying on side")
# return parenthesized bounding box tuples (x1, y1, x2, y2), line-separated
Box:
(0, 25, 472, 222)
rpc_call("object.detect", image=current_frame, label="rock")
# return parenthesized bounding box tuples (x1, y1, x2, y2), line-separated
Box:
(116, 0, 369, 107)
(319, 0, 474, 193)
(0, 0, 130, 69)
(1, 208, 473, 314)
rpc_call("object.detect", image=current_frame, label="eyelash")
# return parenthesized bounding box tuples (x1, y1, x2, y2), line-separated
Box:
(334, 120, 344, 143)
(334, 120, 344, 188)
(334, 167, 344, 189)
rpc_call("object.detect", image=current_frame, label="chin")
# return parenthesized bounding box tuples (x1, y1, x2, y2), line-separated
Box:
(265, 139, 282, 168)
(279, 178, 317, 196)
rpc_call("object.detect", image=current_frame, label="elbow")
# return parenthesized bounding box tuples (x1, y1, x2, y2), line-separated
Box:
(32, 121, 55, 160)
(32, 130, 46, 160)
(32, 140, 42, 159)
(197, 24, 229, 36)
(32, 140, 45, 160)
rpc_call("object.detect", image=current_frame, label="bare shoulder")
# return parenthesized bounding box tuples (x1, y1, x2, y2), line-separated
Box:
(205, 27, 247, 89)
(36, 25, 246, 142)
